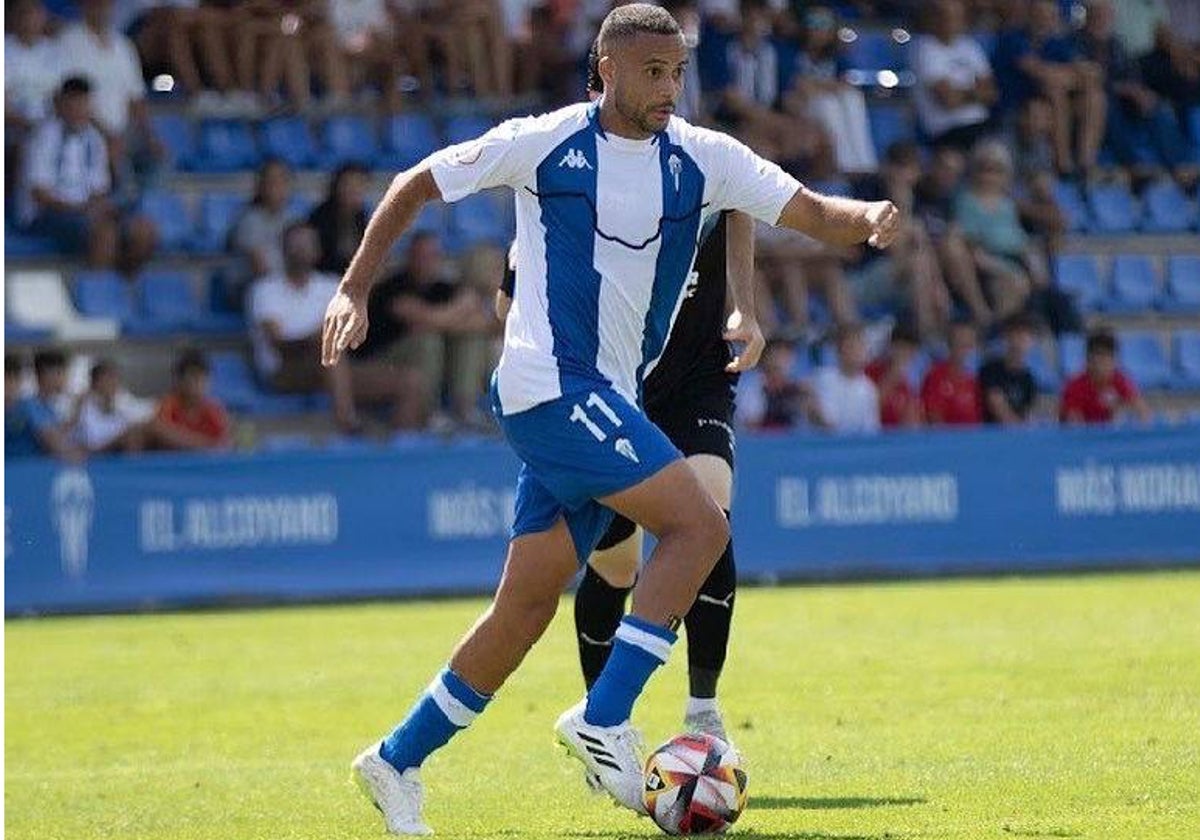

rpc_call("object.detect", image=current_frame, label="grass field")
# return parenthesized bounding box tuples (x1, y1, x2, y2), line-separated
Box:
(6, 570, 1200, 840)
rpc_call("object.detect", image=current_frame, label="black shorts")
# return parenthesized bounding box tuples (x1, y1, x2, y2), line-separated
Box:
(595, 374, 736, 551)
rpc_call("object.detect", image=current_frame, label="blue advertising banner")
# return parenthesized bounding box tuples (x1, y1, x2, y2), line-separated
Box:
(6, 427, 1200, 614)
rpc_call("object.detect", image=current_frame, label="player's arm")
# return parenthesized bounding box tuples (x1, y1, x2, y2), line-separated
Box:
(495, 290, 511, 321)
(723, 211, 764, 373)
(777, 186, 900, 249)
(322, 164, 441, 366)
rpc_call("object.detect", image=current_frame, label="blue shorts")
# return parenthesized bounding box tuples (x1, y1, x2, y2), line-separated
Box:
(492, 380, 682, 563)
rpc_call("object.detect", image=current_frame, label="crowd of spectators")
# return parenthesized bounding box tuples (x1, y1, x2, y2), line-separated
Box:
(5, 347, 232, 461)
(739, 319, 1153, 433)
(7, 0, 1198, 452)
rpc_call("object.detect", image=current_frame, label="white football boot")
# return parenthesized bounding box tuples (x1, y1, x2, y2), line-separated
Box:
(554, 699, 648, 815)
(351, 744, 434, 835)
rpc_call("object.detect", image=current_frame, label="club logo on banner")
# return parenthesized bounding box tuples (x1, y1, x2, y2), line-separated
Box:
(51, 469, 94, 581)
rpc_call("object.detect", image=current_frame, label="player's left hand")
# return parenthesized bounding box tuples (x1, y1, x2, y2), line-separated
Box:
(865, 200, 901, 249)
(724, 309, 765, 373)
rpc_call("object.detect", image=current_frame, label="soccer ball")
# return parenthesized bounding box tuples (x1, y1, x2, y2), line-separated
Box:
(642, 733, 748, 835)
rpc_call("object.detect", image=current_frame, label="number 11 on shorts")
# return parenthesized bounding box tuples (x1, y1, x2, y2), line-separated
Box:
(569, 392, 624, 442)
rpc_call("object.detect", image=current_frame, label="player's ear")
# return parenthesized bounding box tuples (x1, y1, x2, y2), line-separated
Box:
(598, 54, 615, 88)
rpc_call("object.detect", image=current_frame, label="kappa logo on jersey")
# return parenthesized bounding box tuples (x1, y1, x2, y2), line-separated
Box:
(614, 437, 640, 463)
(559, 148, 593, 169)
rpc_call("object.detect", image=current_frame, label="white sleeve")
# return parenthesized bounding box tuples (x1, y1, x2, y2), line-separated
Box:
(914, 38, 948, 82)
(702, 129, 801, 226)
(427, 117, 551, 203)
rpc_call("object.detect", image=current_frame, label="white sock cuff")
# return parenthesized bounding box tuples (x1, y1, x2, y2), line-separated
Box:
(428, 674, 479, 728)
(686, 696, 720, 717)
(614, 619, 673, 663)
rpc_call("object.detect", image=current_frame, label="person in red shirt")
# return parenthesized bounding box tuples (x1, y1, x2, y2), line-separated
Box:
(153, 350, 233, 451)
(1059, 329, 1152, 424)
(920, 320, 982, 425)
(866, 322, 923, 428)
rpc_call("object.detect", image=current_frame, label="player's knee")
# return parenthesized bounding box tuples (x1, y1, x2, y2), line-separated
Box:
(692, 503, 730, 559)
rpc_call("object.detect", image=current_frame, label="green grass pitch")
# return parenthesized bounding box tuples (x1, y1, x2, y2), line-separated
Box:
(6, 570, 1200, 839)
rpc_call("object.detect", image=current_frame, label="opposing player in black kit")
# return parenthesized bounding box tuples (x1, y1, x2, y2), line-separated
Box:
(495, 43, 764, 744)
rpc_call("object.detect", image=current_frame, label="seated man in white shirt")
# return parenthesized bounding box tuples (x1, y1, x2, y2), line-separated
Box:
(913, 0, 998, 150)
(5, 0, 61, 142)
(250, 223, 422, 432)
(812, 322, 881, 435)
(19, 76, 119, 265)
(73, 359, 156, 455)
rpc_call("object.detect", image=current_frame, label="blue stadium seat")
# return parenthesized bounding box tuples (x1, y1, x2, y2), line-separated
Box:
(1118, 330, 1171, 389)
(1051, 180, 1090, 232)
(287, 193, 315, 220)
(320, 115, 379, 168)
(445, 115, 494, 145)
(1087, 183, 1140, 234)
(1054, 254, 1106, 313)
(842, 30, 908, 86)
(1141, 179, 1197, 233)
(73, 270, 134, 322)
(381, 113, 440, 170)
(207, 351, 314, 415)
(1189, 106, 1200, 162)
(192, 119, 260, 172)
(192, 192, 247, 254)
(867, 103, 915, 157)
(260, 117, 318, 168)
(449, 192, 511, 250)
(5, 225, 60, 258)
(136, 189, 192, 253)
(150, 113, 195, 170)
(1107, 254, 1160, 313)
(136, 271, 196, 332)
(1058, 333, 1086, 376)
(1173, 330, 1200, 391)
(6, 321, 53, 344)
(1163, 255, 1200, 313)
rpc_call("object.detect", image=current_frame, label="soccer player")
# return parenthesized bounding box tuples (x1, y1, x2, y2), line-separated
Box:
(322, 5, 899, 833)
(497, 43, 759, 746)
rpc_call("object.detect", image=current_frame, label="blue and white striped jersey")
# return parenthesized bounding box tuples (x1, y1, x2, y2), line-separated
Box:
(428, 101, 800, 416)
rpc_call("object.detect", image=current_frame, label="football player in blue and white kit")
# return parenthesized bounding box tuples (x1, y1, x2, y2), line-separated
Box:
(322, 4, 898, 834)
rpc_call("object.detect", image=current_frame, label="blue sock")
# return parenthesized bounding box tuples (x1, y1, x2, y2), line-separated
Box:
(584, 616, 677, 727)
(379, 667, 491, 773)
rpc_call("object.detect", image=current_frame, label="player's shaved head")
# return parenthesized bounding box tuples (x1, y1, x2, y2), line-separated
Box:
(597, 3, 681, 53)
(595, 3, 687, 138)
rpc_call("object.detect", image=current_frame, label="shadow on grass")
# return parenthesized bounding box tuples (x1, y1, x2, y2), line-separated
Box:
(749, 796, 927, 811)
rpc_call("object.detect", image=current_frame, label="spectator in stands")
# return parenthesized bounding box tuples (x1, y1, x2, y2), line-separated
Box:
(994, 0, 1106, 177)
(739, 340, 819, 430)
(721, 0, 829, 170)
(1140, 22, 1200, 129)
(955, 141, 1047, 323)
(979, 312, 1039, 424)
(866, 322, 923, 428)
(18, 77, 121, 269)
(921, 319, 982, 425)
(73, 359, 155, 455)
(153, 349, 233, 451)
(1059, 328, 1152, 424)
(5, 0, 61, 146)
(324, 0, 402, 110)
(755, 221, 858, 338)
(250, 222, 414, 432)
(852, 142, 952, 340)
(309, 163, 369, 277)
(1112, 0, 1169, 61)
(351, 232, 496, 429)
(119, 1, 251, 115)
(245, 1, 350, 111)
(812, 323, 882, 435)
(232, 158, 295, 293)
(913, 0, 999, 150)
(57, 0, 164, 185)
(784, 5, 878, 173)
(1076, 0, 1196, 185)
(915, 146, 995, 329)
(5, 353, 84, 461)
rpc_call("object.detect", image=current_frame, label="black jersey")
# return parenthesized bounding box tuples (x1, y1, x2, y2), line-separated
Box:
(642, 211, 735, 414)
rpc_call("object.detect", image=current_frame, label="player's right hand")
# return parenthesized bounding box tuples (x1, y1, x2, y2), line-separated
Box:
(865, 200, 900, 249)
(321, 287, 368, 367)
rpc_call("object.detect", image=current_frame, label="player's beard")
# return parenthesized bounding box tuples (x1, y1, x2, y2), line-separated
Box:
(614, 90, 668, 137)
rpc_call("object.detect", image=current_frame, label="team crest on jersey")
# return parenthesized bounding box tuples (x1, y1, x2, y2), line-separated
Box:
(559, 148, 593, 169)
(614, 438, 639, 463)
(668, 154, 682, 192)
